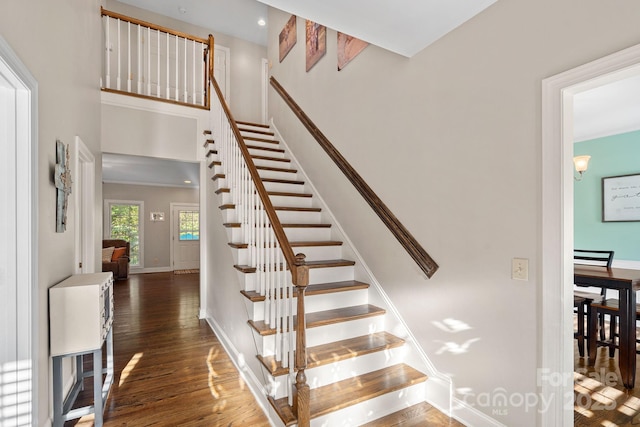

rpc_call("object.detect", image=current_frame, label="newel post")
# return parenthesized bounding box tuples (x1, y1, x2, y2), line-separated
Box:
(206, 34, 214, 109)
(292, 253, 310, 427)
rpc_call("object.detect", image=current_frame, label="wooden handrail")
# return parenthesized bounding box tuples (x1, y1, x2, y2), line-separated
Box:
(270, 76, 439, 278)
(101, 7, 209, 44)
(210, 76, 310, 425)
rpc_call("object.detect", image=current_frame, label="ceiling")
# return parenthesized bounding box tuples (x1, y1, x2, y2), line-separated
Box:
(103, 1, 640, 187)
(116, 0, 497, 57)
(573, 74, 640, 142)
(102, 153, 199, 189)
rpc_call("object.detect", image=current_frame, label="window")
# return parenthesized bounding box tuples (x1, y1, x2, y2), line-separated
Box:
(179, 210, 199, 241)
(104, 200, 143, 266)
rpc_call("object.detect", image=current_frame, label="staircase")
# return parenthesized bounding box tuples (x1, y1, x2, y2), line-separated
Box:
(205, 120, 460, 426)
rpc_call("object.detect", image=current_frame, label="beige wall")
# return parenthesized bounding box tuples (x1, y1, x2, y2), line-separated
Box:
(103, 183, 199, 269)
(105, 0, 267, 123)
(267, 3, 640, 425)
(0, 0, 103, 423)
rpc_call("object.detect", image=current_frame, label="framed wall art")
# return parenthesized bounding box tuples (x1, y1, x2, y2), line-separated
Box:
(305, 20, 326, 72)
(602, 173, 640, 222)
(337, 32, 368, 71)
(54, 139, 72, 233)
(279, 15, 297, 62)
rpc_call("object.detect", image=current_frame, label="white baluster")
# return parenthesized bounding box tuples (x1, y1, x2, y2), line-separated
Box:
(192, 40, 196, 105)
(104, 16, 110, 89)
(137, 24, 142, 94)
(275, 244, 282, 363)
(175, 35, 179, 101)
(183, 37, 188, 102)
(166, 32, 170, 99)
(147, 27, 151, 96)
(156, 30, 160, 97)
(201, 43, 206, 106)
(116, 19, 121, 90)
(127, 22, 131, 92)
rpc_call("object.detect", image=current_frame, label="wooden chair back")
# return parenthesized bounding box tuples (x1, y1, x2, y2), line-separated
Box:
(574, 249, 614, 268)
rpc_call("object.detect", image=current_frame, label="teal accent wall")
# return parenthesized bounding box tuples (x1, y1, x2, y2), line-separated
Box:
(574, 130, 640, 261)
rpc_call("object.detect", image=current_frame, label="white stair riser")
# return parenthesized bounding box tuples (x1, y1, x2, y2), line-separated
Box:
(257, 315, 386, 355)
(248, 147, 285, 158)
(270, 346, 409, 399)
(240, 264, 354, 290)
(240, 130, 276, 140)
(242, 140, 280, 151)
(258, 169, 299, 181)
(252, 157, 292, 169)
(275, 210, 322, 224)
(263, 181, 306, 194)
(269, 195, 314, 208)
(238, 124, 271, 132)
(283, 227, 330, 241)
(310, 382, 426, 427)
(248, 289, 368, 322)
(232, 244, 342, 265)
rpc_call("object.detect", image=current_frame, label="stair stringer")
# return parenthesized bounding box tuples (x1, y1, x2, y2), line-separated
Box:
(269, 120, 456, 418)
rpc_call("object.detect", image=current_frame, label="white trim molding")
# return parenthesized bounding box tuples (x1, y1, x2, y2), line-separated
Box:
(541, 43, 640, 426)
(0, 34, 38, 427)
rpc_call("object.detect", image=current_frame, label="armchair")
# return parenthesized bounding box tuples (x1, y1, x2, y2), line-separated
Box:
(102, 239, 130, 280)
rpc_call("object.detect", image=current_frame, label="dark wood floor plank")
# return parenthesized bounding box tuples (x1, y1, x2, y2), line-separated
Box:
(63, 272, 270, 427)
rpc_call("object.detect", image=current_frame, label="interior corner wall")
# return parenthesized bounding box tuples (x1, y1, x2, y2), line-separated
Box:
(105, 0, 267, 123)
(103, 183, 199, 269)
(266, 3, 640, 425)
(574, 130, 640, 262)
(0, 0, 103, 424)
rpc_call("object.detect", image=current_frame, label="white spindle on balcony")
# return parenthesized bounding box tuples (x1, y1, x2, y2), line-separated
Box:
(104, 16, 110, 89)
(116, 19, 121, 90)
(102, 8, 212, 109)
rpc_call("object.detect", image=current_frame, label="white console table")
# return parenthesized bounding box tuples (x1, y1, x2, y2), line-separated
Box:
(49, 272, 114, 427)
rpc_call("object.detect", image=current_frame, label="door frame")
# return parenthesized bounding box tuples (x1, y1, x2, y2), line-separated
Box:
(541, 43, 640, 425)
(74, 136, 96, 274)
(170, 202, 200, 271)
(0, 35, 38, 425)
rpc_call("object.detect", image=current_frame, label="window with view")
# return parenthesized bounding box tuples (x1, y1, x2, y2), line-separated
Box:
(179, 210, 199, 241)
(105, 200, 143, 266)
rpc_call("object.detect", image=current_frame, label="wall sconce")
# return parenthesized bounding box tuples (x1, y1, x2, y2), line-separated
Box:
(573, 155, 591, 181)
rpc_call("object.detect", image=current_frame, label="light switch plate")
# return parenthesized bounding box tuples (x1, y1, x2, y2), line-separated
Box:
(512, 258, 529, 281)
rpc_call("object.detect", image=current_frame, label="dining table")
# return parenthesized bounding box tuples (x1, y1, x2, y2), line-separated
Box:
(575, 265, 640, 389)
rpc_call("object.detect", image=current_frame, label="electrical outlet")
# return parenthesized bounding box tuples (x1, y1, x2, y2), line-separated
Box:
(512, 258, 529, 281)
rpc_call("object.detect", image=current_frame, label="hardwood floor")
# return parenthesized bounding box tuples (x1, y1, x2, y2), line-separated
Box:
(64, 272, 270, 427)
(574, 339, 640, 426)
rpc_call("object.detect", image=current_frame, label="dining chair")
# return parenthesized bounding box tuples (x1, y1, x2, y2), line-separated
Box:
(573, 249, 614, 357)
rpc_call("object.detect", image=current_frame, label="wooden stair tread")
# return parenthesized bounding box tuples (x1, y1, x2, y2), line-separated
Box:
(258, 331, 403, 376)
(205, 149, 217, 157)
(261, 177, 304, 185)
(212, 174, 225, 181)
(244, 136, 279, 144)
(252, 154, 290, 163)
(208, 160, 221, 168)
(203, 139, 214, 147)
(246, 144, 285, 153)
(362, 401, 463, 427)
(203, 129, 212, 135)
(229, 240, 341, 249)
(234, 259, 355, 273)
(257, 165, 297, 173)
(239, 127, 275, 136)
(236, 120, 270, 129)
(268, 191, 312, 198)
(249, 304, 385, 336)
(241, 280, 369, 302)
(215, 188, 230, 194)
(220, 205, 320, 212)
(269, 364, 427, 425)
(224, 222, 330, 228)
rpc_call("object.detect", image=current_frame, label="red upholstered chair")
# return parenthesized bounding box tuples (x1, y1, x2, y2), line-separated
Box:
(102, 239, 130, 280)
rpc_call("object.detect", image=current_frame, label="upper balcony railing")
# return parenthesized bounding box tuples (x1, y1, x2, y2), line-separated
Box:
(101, 8, 213, 110)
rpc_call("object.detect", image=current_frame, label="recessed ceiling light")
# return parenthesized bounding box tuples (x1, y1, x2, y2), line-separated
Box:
(178, 6, 187, 14)
(184, 180, 192, 184)
(257, 18, 266, 27)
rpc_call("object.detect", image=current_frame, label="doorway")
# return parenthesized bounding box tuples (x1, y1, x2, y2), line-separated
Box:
(171, 203, 200, 271)
(541, 43, 640, 425)
(74, 136, 96, 274)
(0, 35, 38, 426)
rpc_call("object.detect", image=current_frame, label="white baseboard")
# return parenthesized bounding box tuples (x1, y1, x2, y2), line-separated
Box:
(205, 317, 276, 427)
(129, 266, 173, 274)
(451, 397, 507, 427)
